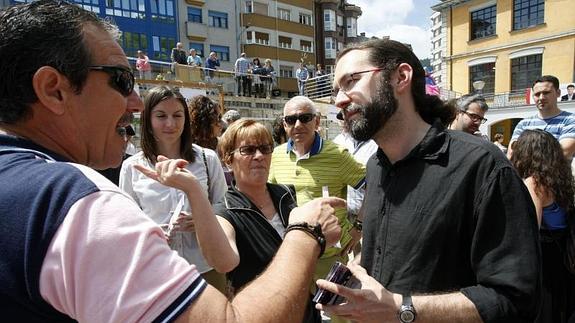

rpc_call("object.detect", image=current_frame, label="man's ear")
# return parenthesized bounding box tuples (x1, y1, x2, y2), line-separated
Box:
(395, 63, 413, 94)
(32, 66, 71, 116)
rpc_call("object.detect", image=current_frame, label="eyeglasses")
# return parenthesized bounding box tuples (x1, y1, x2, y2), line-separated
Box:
(283, 113, 315, 126)
(462, 110, 487, 124)
(89, 65, 135, 97)
(332, 68, 383, 100)
(234, 144, 274, 156)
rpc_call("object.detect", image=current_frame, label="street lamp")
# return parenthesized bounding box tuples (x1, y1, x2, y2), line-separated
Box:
(236, 24, 250, 58)
(472, 80, 485, 94)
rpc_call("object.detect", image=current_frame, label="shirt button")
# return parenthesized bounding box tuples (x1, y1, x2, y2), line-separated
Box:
(377, 247, 382, 255)
(295, 169, 300, 176)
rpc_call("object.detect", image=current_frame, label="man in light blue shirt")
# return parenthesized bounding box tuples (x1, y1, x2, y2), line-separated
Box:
(508, 75, 575, 159)
(234, 53, 251, 97)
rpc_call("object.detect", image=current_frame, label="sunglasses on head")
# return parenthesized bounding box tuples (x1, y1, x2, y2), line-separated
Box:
(234, 144, 274, 156)
(283, 113, 315, 126)
(89, 65, 135, 97)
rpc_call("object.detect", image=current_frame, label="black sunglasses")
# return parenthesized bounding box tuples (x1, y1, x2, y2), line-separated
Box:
(89, 65, 135, 97)
(283, 113, 315, 126)
(234, 144, 274, 156)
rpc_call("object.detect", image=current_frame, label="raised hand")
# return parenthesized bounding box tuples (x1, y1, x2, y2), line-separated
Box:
(289, 197, 345, 247)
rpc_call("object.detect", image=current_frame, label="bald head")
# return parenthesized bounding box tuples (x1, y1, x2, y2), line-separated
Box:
(283, 96, 317, 115)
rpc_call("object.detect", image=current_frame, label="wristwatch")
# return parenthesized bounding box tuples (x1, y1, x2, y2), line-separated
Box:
(398, 294, 416, 323)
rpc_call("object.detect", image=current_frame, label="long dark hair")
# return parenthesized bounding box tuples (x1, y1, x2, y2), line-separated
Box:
(337, 39, 455, 127)
(140, 86, 195, 164)
(189, 95, 221, 150)
(511, 129, 574, 212)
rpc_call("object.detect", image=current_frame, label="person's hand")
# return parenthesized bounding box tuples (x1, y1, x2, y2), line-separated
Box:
(315, 262, 400, 323)
(172, 212, 195, 232)
(134, 155, 200, 194)
(289, 197, 345, 247)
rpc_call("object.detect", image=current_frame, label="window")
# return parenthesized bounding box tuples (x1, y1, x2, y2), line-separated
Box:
(511, 54, 542, 90)
(150, 0, 175, 23)
(325, 65, 334, 74)
(105, 0, 146, 18)
(469, 63, 495, 94)
(280, 65, 293, 78)
(278, 36, 292, 49)
(325, 37, 336, 59)
(210, 45, 230, 62)
(247, 31, 269, 45)
(189, 42, 204, 57)
(470, 5, 496, 40)
(278, 8, 290, 21)
(337, 15, 343, 26)
(324, 9, 336, 31)
(300, 40, 313, 52)
(73, 0, 100, 14)
(209, 10, 228, 29)
(346, 17, 357, 37)
(248, 1, 268, 15)
(187, 7, 202, 23)
(299, 13, 312, 25)
(152, 35, 175, 61)
(513, 0, 544, 30)
(121, 32, 147, 58)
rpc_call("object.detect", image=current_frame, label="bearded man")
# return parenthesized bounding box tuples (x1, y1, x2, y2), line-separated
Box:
(315, 39, 541, 323)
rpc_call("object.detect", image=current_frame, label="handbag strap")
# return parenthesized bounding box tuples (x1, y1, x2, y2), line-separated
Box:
(201, 148, 212, 202)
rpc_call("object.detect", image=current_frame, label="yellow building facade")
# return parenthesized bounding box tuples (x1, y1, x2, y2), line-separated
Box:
(434, 0, 575, 95)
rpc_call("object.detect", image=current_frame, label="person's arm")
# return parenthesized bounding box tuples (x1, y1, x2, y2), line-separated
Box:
(523, 176, 543, 227)
(141, 158, 344, 322)
(560, 138, 575, 159)
(316, 262, 482, 323)
(135, 157, 240, 273)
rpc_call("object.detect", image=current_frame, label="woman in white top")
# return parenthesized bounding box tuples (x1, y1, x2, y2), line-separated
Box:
(119, 86, 227, 291)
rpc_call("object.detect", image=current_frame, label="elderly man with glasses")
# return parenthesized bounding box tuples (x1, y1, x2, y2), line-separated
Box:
(268, 95, 366, 323)
(449, 94, 489, 136)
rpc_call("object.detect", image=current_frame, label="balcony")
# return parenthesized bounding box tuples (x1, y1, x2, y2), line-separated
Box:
(186, 21, 207, 40)
(185, 0, 204, 6)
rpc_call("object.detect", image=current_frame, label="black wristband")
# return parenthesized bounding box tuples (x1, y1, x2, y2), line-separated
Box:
(284, 222, 326, 258)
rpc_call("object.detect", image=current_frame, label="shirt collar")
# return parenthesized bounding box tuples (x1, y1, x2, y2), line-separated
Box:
(0, 134, 70, 162)
(376, 119, 449, 165)
(286, 131, 323, 156)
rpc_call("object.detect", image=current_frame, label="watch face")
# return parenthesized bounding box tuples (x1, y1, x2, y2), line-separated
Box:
(400, 310, 415, 322)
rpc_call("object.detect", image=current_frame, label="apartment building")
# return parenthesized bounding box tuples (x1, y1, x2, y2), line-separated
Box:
(432, 0, 575, 95)
(433, 0, 575, 141)
(430, 10, 448, 90)
(180, 0, 238, 72)
(236, 0, 315, 96)
(314, 0, 361, 74)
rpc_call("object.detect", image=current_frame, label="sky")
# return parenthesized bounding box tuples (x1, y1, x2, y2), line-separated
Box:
(353, 0, 438, 59)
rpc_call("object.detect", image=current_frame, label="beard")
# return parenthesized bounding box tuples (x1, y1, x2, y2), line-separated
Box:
(347, 78, 398, 141)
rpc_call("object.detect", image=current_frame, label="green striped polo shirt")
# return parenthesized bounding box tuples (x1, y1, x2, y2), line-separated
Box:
(269, 132, 366, 258)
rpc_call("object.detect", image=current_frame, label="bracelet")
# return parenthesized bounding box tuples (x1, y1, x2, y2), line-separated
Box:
(352, 219, 363, 232)
(284, 222, 326, 258)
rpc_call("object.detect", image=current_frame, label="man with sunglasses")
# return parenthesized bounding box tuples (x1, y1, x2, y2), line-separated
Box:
(268, 96, 366, 321)
(0, 1, 344, 322)
(314, 39, 540, 323)
(449, 94, 489, 136)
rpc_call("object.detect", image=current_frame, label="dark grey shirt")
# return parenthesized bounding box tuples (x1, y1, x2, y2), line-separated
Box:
(361, 121, 541, 322)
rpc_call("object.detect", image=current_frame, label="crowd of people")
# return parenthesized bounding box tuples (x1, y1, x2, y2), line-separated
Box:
(1, 1, 575, 323)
